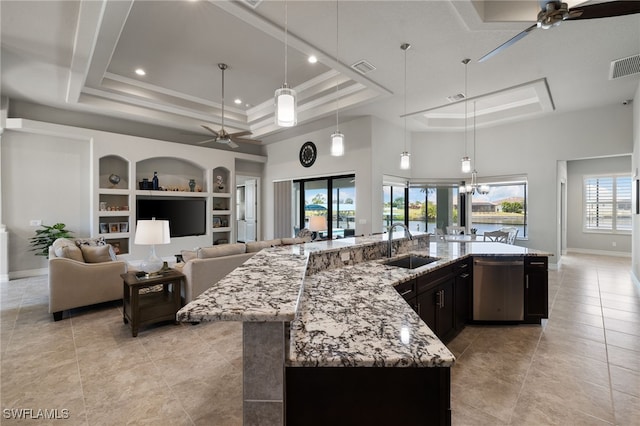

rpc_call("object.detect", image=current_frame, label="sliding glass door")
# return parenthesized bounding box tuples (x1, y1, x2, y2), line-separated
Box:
(294, 174, 356, 239)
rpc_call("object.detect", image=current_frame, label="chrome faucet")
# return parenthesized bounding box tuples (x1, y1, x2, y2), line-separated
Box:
(387, 222, 413, 258)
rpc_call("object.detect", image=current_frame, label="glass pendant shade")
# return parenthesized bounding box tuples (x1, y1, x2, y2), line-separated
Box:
(400, 151, 411, 170)
(461, 156, 471, 173)
(275, 86, 297, 127)
(331, 131, 344, 156)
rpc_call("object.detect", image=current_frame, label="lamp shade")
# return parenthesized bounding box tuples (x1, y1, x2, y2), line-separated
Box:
(461, 156, 471, 173)
(331, 132, 345, 156)
(400, 151, 411, 170)
(308, 216, 327, 232)
(275, 86, 297, 127)
(135, 219, 170, 245)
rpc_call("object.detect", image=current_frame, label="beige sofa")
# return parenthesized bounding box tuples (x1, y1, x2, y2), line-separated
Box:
(48, 237, 128, 321)
(175, 237, 309, 304)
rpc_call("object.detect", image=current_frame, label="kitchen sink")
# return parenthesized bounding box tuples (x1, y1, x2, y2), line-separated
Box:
(383, 255, 439, 269)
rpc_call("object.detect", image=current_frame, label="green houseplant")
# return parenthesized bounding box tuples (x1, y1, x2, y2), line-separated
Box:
(29, 223, 73, 258)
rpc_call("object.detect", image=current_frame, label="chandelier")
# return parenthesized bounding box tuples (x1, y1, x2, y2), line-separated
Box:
(460, 100, 489, 195)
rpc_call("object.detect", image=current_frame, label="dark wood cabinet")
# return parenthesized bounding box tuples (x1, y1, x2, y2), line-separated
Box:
(415, 265, 456, 342)
(454, 258, 472, 331)
(524, 257, 548, 323)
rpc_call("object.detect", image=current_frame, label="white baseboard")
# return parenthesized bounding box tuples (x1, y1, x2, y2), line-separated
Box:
(566, 248, 632, 258)
(8, 268, 48, 280)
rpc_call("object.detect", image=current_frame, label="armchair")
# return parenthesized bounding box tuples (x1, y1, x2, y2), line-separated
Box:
(48, 238, 128, 321)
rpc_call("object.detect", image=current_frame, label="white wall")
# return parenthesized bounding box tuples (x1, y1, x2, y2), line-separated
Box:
(262, 116, 373, 239)
(566, 156, 632, 254)
(411, 104, 633, 265)
(1, 131, 91, 274)
(1, 120, 265, 277)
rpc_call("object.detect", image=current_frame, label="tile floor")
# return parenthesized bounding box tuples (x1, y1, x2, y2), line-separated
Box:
(1, 253, 638, 425)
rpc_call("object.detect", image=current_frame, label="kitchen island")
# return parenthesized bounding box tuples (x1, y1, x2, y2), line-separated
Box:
(177, 233, 549, 425)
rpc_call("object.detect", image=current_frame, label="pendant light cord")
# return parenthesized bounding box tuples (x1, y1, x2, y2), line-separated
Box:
(221, 65, 225, 130)
(284, 1, 288, 86)
(463, 58, 469, 159)
(335, 0, 339, 130)
(402, 43, 410, 151)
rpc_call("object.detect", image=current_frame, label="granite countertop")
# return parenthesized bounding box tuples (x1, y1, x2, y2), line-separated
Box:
(288, 260, 455, 368)
(177, 234, 550, 368)
(176, 246, 309, 323)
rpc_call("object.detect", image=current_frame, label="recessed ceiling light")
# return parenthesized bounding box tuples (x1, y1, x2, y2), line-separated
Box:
(308, 55, 318, 64)
(135, 68, 146, 76)
(234, 98, 242, 105)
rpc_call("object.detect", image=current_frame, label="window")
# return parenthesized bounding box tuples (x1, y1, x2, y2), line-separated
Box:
(383, 183, 459, 234)
(469, 180, 528, 238)
(584, 175, 631, 232)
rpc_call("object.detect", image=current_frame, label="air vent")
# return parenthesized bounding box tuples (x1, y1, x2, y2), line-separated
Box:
(351, 60, 376, 75)
(609, 54, 640, 80)
(447, 93, 466, 103)
(242, 0, 263, 9)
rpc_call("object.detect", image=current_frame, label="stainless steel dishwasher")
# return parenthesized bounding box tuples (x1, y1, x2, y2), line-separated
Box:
(473, 257, 524, 321)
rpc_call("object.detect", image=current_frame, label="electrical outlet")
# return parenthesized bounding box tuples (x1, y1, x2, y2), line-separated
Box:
(29, 220, 42, 226)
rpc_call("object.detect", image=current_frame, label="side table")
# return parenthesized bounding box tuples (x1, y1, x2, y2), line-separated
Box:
(121, 269, 184, 337)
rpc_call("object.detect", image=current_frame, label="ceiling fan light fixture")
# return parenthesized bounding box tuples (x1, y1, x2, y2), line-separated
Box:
(275, 85, 297, 127)
(331, 131, 344, 156)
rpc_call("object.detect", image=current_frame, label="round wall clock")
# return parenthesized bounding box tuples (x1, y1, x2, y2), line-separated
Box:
(299, 141, 317, 168)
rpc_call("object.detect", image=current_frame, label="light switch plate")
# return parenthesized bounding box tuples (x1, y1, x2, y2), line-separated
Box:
(341, 251, 350, 262)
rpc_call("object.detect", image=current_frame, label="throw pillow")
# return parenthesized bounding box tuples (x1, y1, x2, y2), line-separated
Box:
(74, 236, 107, 247)
(80, 244, 115, 263)
(54, 244, 85, 262)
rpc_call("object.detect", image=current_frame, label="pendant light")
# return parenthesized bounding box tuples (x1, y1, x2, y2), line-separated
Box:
(460, 101, 490, 195)
(330, 0, 344, 156)
(399, 43, 411, 170)
(275, 1, 297, 127)
(460, 58, 471, 174)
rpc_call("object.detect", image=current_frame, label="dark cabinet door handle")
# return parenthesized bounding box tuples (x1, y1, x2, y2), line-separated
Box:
(529, 261, 545, 266)
(525, 275, 529, 289)
(400, 289, 413, 297)
(460, 273, 470, 279)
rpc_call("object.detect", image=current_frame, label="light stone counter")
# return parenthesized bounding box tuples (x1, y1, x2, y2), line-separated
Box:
(176, 234, 549, 424)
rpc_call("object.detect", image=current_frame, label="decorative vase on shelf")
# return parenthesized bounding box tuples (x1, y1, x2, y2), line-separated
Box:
(108, 174, 121, 188)
(188, 179, 196, 192)
(214, 175, 226, 193)
(152, 172, 159, 190)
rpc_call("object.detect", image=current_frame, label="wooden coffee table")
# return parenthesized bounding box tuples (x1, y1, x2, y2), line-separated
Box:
(121, 269, 184, 337)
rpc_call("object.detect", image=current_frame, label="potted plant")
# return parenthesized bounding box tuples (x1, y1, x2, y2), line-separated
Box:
(29, 223, 73, 258)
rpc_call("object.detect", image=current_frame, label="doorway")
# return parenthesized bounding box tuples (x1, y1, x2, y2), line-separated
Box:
(237, 176, 260, 242)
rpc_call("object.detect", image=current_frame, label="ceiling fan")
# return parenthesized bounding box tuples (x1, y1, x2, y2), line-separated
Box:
(478, 1, 640, 62)
(199, 63, 260, 148)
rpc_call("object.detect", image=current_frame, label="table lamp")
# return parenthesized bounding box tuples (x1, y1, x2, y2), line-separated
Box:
(308, 216, 327, 241)
(134, 218, 170, 274)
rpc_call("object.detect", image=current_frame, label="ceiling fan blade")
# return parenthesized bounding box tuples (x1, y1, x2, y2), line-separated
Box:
(197, 137, 218, 144)
(201, 125, 219, 137)
(478, 23, 537, 63)
(228, 130, 252, 138)
(233, 138, 262, 145)
(566, 1, 640, 20)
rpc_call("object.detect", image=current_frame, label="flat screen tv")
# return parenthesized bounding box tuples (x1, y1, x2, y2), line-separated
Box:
(136, 197, 206, 238)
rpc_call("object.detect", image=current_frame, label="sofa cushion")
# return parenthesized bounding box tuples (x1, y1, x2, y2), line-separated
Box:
(181, 249, 198, 262)
(198, 243, 247, 259)
(80, 244, 116, 263)
(281, 236, 311, 245)
(53, 238, 85, 262)
(246, 239, 282, 253)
